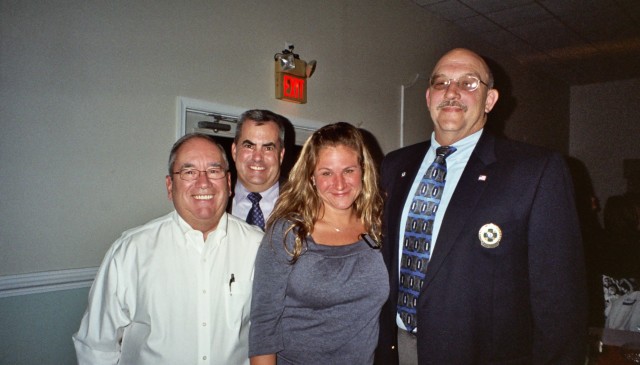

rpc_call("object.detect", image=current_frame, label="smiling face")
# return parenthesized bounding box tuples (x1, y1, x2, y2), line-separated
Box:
(312, 145, 363, 214)
(166, 137, 231, 236)
(232, 120, 284, 192)
(426, 48, 499, 145)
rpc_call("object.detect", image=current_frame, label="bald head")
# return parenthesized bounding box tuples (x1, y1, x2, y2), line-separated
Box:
(434, 48, 494, 88)
(426, 48, 499, 145)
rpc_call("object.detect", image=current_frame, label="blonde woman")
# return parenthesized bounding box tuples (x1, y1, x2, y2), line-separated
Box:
(248, 122, 388, 365)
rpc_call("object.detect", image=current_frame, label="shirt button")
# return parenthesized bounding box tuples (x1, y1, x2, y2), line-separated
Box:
(202, 355, 207, 360)
(202, 289, 207, 294)
(202, 322, 207, 327)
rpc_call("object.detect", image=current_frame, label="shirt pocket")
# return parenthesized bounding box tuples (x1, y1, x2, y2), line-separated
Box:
(224, 277, 252, 329)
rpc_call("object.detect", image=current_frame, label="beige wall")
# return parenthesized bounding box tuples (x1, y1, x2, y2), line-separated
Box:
(0, 0, 570, 275)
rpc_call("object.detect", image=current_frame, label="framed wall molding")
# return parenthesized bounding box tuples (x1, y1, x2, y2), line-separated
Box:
(0, 267, 97, 298)
(176, 96, 320, 145)
(400, 73, 431, 148)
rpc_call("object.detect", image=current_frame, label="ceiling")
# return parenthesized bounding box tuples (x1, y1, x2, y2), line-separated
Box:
(411, 0, 640, 85)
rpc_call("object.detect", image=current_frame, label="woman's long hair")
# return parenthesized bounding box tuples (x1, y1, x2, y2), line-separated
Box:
(267, 122, 383, 263)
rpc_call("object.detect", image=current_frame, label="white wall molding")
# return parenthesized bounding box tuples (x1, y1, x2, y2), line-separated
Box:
(177, 96, 320, 145)
(0, 267, 98, 298)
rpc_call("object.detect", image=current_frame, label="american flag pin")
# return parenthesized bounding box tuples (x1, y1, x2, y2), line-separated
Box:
(478, 175, 487, 181)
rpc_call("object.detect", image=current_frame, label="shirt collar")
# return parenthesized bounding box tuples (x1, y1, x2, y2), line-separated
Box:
(430, 129, 482, 163)
(234, 181, 280, 202)
(173, 210, 229, 243)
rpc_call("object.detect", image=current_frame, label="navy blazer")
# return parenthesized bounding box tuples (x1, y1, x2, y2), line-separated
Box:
(375, 131, 587, 365)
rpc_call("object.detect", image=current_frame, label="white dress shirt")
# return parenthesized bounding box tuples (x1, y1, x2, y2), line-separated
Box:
(232, 181, 279, 223)
(73, 211, 264, 365)
(396, 129, 482, 330)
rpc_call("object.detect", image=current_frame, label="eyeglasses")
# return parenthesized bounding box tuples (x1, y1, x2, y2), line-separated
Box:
(173, 167, 227, 181)
(430, 75, 489, 92)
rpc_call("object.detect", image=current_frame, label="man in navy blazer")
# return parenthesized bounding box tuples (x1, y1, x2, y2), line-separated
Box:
(375, 48, 587, 364)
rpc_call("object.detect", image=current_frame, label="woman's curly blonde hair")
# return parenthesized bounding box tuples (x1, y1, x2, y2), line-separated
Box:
(267, 122, 383, 263)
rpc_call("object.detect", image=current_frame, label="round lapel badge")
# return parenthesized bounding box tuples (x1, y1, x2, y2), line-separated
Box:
(478, 223, 502, 248)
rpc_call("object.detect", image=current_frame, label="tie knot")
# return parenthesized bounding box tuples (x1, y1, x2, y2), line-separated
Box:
(248, 192, 262, 204)
(436, 146, 456, 159)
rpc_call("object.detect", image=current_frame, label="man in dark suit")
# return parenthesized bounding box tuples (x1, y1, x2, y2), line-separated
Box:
(375, 48, 587, 364)
(230, 109, 287, 229)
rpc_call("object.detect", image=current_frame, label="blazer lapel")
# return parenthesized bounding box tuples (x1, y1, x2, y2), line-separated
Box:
(391, 145, 431, 218)
(383, 142, 430, 286)
(421, 132, 497, 290)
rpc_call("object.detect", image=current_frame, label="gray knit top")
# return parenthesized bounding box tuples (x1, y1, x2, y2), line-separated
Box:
(248, 218, 389, 365)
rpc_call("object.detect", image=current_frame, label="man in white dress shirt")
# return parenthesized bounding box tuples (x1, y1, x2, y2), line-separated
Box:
(73, 133, 264, 365)
(230, 109, 287, 228)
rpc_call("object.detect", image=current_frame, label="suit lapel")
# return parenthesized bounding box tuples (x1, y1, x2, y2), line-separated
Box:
(383, 142, 430, 288)
(391, 145, 431, 219)
(421, 132, 497, 290)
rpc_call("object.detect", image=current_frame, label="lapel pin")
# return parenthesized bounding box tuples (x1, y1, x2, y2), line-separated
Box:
(401, 171, 406, 177)
(478, 175, 487, 181)
(478, 223, 501, 248)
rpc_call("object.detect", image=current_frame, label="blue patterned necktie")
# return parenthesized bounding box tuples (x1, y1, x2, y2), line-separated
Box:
(246, 192, 265, 230)
(398, 145, 456, 332)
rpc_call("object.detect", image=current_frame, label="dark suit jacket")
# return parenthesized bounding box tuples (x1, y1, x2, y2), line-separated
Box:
(375, 131, 587, 365)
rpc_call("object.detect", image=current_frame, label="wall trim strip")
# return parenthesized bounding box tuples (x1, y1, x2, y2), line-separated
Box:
(0, 267, 98, 298)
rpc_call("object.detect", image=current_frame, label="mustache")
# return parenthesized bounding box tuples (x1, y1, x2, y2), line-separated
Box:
(437, 100, 468, 112)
